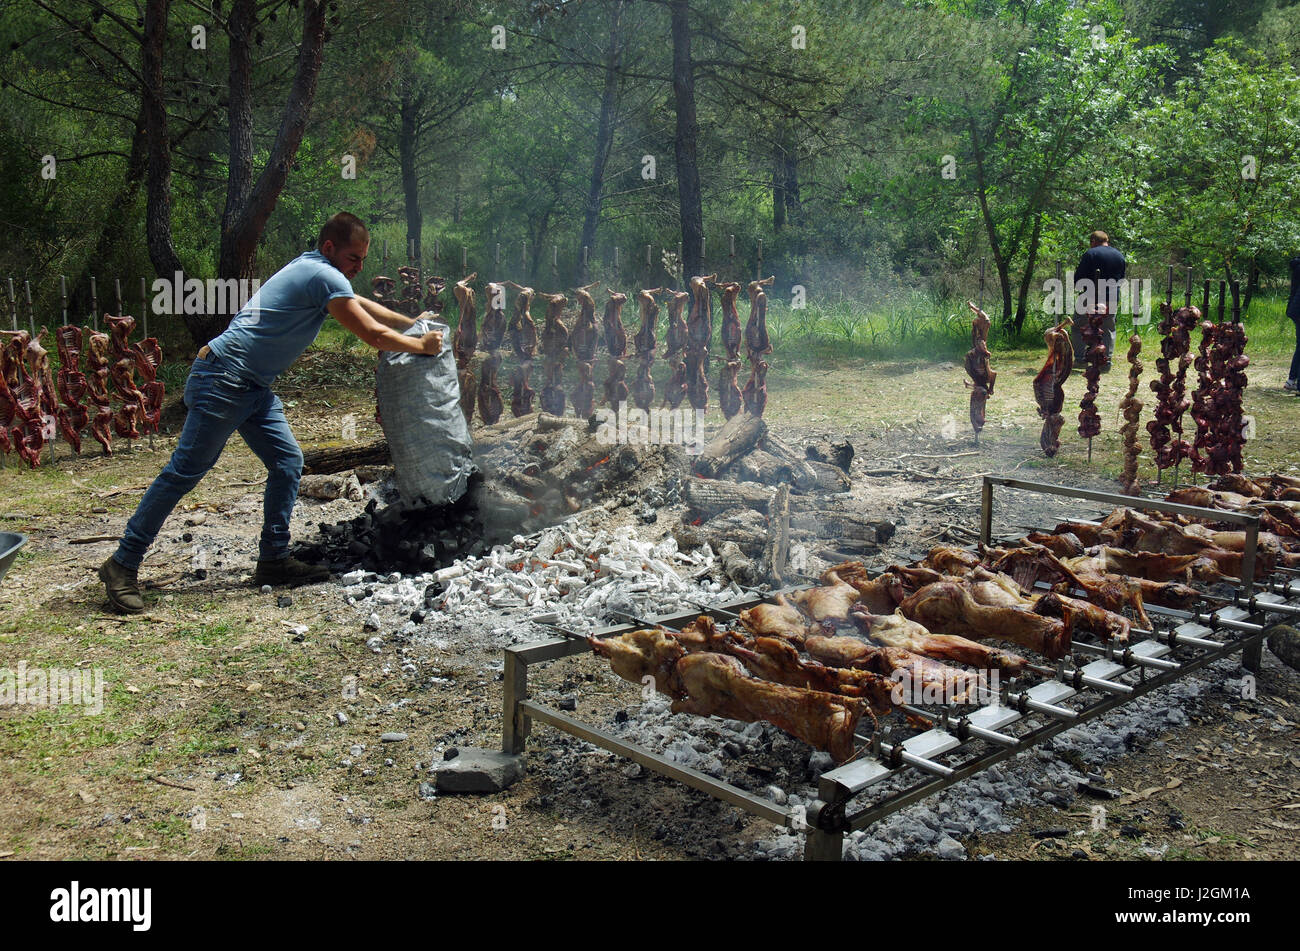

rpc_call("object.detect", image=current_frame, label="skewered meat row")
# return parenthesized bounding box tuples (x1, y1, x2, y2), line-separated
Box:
(1146, 301, 1199, 471)
(631, 288, 662, 412)
(744, 276, 774, 418)
(478, 282, 507, 424)
(1077, 304, 1107, 440)
(1119, 334, 1144, 495)
(452, 275, 478, 425)
(1189, 319, 1248, 475)
(717, 281, 744, 420)
(662, 291, 689, 410)
(538, 292, 569, 417)
(964, 302, 995, 437)
(1032, 317, 1073, 456)
(504, 282, 537, 417)
(569, 283, 600, 418)
(685, 274, 715, 412)
(601, 291, 629, 410)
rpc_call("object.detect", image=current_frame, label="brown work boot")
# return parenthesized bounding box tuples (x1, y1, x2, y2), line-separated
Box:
(99, 556, 144, 614)
(252, 555, 331, 588)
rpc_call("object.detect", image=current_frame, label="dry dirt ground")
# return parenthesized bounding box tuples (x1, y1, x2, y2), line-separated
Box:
(1, 345, 1297, 861)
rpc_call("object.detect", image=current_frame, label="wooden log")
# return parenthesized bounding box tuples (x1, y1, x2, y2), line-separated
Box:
(761, 433, 818, 491)
(684, 477, 773, 516)
(536, 412, 588, 433)
(737, 448, 791, 485)
(718, 540, 763, 587)
(673, 507, 768, 553)
(807, 460, 851, 493)
(805, 436, 855, 473)
(764, 484, 791, 585)
(693, 410, 767, 478)
(791, 511, 895, 545)
(302, 438, 390, 475)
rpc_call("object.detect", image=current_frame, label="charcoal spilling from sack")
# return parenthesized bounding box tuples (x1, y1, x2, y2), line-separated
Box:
(295, 473, 530, 575)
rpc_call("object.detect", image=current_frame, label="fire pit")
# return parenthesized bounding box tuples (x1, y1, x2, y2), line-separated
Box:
(499, 477, 1291, 860)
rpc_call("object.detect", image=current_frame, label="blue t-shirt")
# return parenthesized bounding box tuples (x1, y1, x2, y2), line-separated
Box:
(208, 250, 355, 386)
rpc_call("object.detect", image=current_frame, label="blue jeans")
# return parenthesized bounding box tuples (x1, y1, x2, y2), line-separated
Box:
(114, 353, 303, 571)
(1290, 316, 1300, 383)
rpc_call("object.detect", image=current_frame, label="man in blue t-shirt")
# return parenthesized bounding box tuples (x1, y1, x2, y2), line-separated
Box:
(1070, 230, 1126, 366)
(99, 212, 443, 614)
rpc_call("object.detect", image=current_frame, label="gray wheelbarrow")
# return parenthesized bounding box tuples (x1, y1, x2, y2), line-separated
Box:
(0, 532, 26, 583)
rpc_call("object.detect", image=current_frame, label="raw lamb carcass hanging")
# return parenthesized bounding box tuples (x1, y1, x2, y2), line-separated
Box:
(504, 282, 538, 417)
(631, 287, 663, 412)
(964, 301, 996, 439)
(538, 292, 570, 417)
(570, 283, 600, 418)
(452, 274, 479, 424)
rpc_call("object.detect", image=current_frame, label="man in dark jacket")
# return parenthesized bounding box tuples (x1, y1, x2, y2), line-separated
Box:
(1070, 230, 1126, 365)
(1287, 255, 1300, 391)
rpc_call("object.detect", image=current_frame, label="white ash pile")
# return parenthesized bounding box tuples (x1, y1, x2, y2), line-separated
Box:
(332, 514, 752, 648)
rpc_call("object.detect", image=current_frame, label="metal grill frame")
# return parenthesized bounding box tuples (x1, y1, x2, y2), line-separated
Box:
(500, 477, 1291, 860)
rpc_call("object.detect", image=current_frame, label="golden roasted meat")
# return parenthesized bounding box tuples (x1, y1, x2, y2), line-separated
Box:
(788, 571, 860, 623)
(738, 594, 817, 642)
(851, 606, 1028, 674)
(671, 653, 866, 763)
(898, 580, 1071, 659)
(804, 635, 983, 705)
(588, 629, 685, 698)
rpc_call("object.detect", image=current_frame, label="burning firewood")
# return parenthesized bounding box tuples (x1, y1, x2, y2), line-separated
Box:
(964, 301, 995, 440)
(1119, 334, 1144, 495)
(538, 291, 570, 417)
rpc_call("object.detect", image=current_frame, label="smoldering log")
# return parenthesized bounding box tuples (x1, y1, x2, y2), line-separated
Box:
(804, 436, 855, 473)
(806, 459, 852, 493)
(302, 438, 391, 475)
(684, 477, 775, 517)
(672, 506, 768, 552)
(760, 432, 818, 491)
(692, 410, 766, 478)
(763, 484, 791, 584)
(736, 448, 792, 485)
(717, 540, 763, 587)
(790, 511, 895, 545)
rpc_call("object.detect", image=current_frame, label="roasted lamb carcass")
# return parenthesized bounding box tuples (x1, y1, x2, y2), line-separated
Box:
(452, 273, 478, 367)
(588, 628, 687, 698)
(898, 577, 1071, 659)
(477, 351, 504, 424)
(371, 275, 399, 308)
(55, 367, 90, 453)
(423, 276, 447, 315)
(1147, 301, 1199, 473)
(738, 593, 821, 643)
(964, 301, 996, 437)
(84, 331, 113, 408)
(803, 634, 984, 706)
(787, 570, 861, 624)
(672, 651, 871, 763)
(821, 561, 907, 615)
(481, 282, 508, 351)
(852, 606, 1028, 674)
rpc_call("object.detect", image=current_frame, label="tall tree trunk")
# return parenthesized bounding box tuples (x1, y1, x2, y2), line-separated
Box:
(84, 103, 149, 294)
(1013, 213, 1044, 333)
(399, 83, 422, 263)
(208, 0, 328, 344)
(577, 1, 624, 285)
(670, 0, 704, 279)
(1243, 256, 1259, 312)
(969, 117, 1013, 325)
(142, 0, 184, 287)
(772, 138, 786, 234)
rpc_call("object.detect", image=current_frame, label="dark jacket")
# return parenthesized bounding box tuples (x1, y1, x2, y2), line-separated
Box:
(1289, 256, 1300, 322)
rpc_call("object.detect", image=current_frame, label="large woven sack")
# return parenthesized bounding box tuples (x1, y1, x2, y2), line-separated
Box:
(375, 316, 475, 506)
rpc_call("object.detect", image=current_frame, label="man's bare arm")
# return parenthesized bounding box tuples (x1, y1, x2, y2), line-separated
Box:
(328, 297, 442, 355)
(355, 295, 418, 331)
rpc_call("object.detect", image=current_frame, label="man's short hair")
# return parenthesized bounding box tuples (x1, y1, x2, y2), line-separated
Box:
(1090, 230, 1109, 245)
(318, 212, 369, 250)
